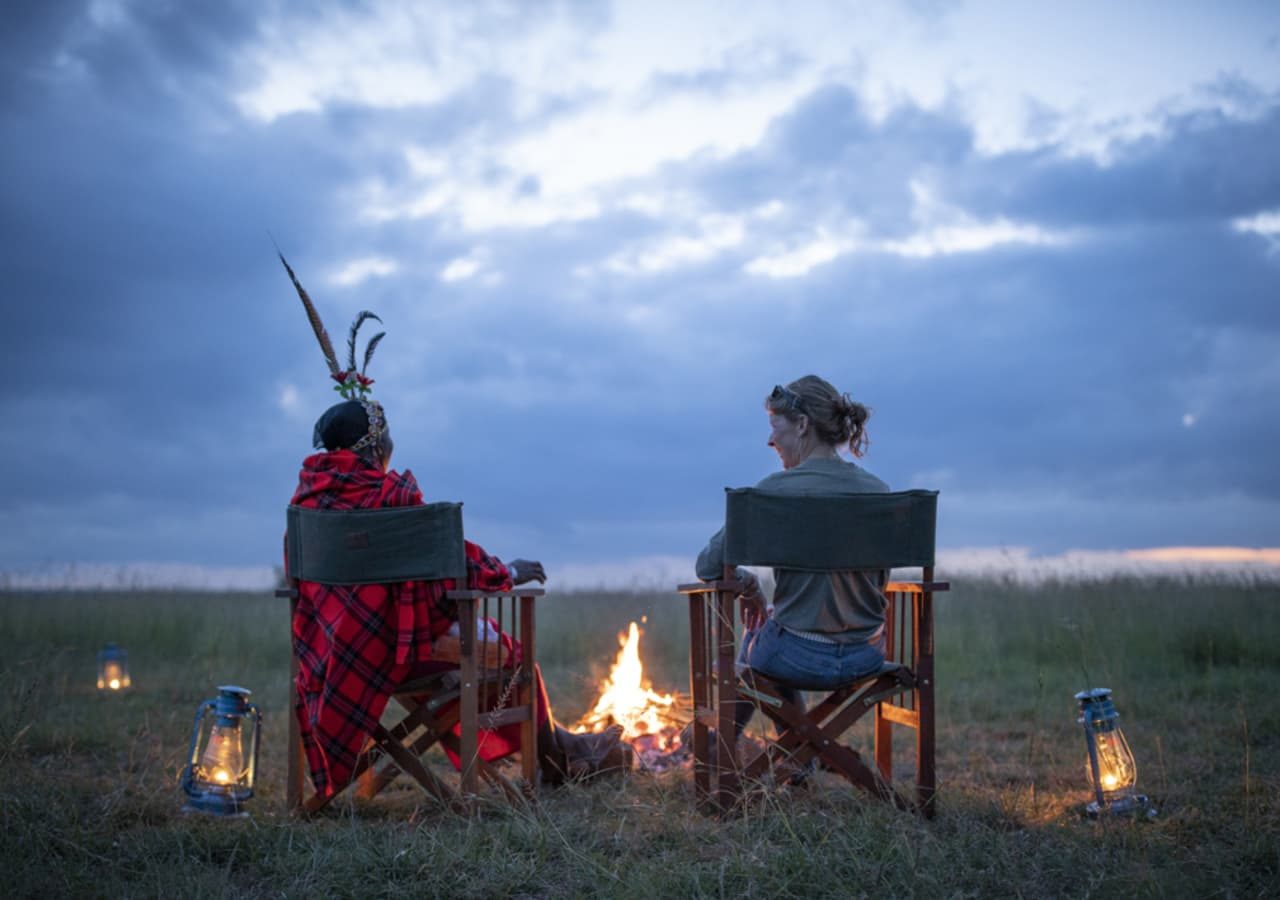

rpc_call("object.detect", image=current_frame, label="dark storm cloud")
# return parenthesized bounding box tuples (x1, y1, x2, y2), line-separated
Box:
(2, 3, 1278, 574)
(0, 0, 86, 103)
(0, 1, 618, 570)
(958, 105, 1280, 227)
(538, 82, 1280, 552)
(692, 84, 974, 239)
(0, 2, 379, 559)
(63, 2, 259, 101)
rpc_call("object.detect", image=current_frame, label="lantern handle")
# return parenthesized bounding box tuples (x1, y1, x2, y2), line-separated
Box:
(244, 703, 263, 794)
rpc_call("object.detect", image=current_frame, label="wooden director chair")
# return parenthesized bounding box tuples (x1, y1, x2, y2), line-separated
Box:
(679, 488, 949, 817)
(278, 502, 544, 815)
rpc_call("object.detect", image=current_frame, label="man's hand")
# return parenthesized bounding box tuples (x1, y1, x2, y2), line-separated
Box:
(737, 568, 767, 631)
(509, 558, 546, 585)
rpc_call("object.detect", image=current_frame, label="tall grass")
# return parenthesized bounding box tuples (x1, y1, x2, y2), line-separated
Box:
(2, 577, 1277, 898)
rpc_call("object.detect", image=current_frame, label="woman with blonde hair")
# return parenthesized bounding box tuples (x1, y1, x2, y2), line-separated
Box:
(696, 374, 890, 739)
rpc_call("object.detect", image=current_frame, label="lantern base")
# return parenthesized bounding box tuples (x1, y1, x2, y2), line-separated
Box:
(1084, 793, 1156, 820)
(183, 789, 252, 818)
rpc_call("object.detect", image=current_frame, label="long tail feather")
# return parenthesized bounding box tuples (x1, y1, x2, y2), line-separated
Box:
(362, 331, 386, 374)
(347, 310, 382, 372)
(278, 252, 341, 376)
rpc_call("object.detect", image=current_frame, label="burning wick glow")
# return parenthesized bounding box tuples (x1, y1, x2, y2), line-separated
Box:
(213, 769, 232, 785)
(573, 621, 680, 748)
(98, 655, 130, 692)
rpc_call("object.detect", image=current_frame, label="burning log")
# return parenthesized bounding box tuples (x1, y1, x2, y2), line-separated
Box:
(571, 621, 692, 772)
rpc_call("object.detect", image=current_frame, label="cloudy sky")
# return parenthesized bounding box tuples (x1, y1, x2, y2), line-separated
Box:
(3, 0, 1279, 585)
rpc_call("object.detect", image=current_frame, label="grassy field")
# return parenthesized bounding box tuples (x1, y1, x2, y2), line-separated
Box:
(2, 576, 1278, 898)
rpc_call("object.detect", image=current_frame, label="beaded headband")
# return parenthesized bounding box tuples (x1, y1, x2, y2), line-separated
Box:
(349, 399, 385, 453)
(279, 251, 388, 451)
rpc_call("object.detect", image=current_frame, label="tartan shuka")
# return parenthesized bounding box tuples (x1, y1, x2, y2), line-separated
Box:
(288, 450, 529, 798)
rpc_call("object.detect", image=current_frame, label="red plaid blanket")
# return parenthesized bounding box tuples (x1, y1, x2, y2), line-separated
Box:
(288, 450, 534, 798)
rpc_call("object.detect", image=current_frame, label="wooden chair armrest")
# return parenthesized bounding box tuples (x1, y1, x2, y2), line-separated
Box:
(885, 580, 950, 593)
(445, 588, 547, 600)
(677, 579, 746, 595)
(277, 587, 546, 601)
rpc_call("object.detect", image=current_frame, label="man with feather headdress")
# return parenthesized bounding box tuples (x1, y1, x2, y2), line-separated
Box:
(280, 255, 628, 798)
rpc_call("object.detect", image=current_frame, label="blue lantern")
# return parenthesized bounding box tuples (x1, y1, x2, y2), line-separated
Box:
(1075, 688, 1155, 818)
(181, 685, 262, 816)
(97, 643, 131, 691)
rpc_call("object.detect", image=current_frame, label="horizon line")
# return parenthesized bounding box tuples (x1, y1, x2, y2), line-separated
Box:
(2, 545, 1279, 591)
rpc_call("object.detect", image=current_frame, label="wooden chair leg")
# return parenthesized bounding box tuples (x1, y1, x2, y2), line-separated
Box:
(916, 580, 936, 817)
(370, 724, 458, 806)
(713, 590, 740, 814)
(742, 673, 913, 811)
(458, 597, 480, 796)
(744, 691, 837, 776)
(354, 739, 384, 799)
(688, 591, 712, 811)
(287, 591, 304, 816)
(355, 694, 458, 800)
(331, 596, 541, 811)
(876, 590, 896, 782)
(874, 703, 893, 781)
(519, 596, 538, 790)
(438, 732, 527, 805)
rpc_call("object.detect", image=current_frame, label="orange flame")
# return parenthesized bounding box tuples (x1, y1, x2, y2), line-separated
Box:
(573, 621, 678, 741)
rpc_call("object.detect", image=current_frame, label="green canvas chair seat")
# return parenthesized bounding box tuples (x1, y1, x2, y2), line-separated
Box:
(279, 502, 544, 814)
(679, 488, 948, 816)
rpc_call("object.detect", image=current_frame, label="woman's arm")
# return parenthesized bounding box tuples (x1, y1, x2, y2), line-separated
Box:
(696, 527, 766, 627)
(695, 527, 726, 580)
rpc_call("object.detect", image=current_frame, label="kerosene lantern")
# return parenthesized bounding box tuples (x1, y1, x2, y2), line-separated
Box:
(181, 685, 262, 816)
(97, 643, 131, 692)
(1075, 688, 1155, 818)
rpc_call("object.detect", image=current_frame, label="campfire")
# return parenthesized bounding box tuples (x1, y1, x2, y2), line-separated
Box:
(572, 620, 690, 771)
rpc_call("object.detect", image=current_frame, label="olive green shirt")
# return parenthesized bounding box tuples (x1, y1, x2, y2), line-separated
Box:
(696, 457, 890, 644)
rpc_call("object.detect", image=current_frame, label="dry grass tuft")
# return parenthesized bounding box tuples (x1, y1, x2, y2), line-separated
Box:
(2, 578, 1278, 897)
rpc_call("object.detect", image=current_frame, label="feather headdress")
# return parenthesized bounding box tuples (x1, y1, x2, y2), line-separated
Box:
(278, 251, 340, 378)
(278, 252, 385, 401)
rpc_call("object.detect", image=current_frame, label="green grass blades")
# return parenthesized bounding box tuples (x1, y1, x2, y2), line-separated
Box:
(2, 578, 1278, 898)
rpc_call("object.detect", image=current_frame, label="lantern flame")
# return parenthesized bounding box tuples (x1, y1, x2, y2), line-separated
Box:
(198, 723, 246, 788)
(572, 621, 683, 754)
(1092, 731, 1136, 794)
(97, 658, 130, 691)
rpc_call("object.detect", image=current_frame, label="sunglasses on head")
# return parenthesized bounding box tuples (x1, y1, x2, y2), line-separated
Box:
(770, 384, 805, 414)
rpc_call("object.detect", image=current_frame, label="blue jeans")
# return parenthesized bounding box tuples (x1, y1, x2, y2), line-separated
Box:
(734, 618, 886, 734)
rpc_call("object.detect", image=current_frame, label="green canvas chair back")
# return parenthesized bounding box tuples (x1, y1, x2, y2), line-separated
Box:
(722, 488, 938, 572)
(285, 503, 466, 586)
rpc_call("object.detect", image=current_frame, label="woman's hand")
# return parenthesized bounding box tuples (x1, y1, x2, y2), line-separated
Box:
(737, 569, 767, 630)
(509, 558, 546, 585)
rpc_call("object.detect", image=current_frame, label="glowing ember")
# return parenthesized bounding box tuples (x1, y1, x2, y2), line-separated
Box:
(573, 621, 688, 768)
